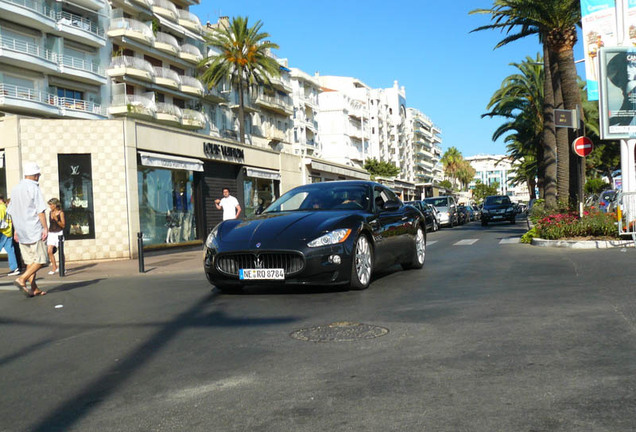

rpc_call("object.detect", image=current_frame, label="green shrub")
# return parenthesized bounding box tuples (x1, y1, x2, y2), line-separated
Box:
(534, 210, 619, 240)
(521, 227, 537, 244)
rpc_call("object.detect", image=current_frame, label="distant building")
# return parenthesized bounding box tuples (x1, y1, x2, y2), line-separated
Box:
(466, 154, 530, 202)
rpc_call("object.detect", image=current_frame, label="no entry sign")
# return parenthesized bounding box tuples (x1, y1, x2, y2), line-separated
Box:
(572, 136, 593, 157)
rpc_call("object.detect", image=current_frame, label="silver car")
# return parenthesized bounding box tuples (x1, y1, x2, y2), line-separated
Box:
(423, 196, 458, 227)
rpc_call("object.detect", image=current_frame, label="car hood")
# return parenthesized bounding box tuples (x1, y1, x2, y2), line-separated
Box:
(217, 211, 359, 249)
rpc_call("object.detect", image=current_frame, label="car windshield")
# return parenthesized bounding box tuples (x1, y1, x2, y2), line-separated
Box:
(423, 197, 450, 208)
(263, 184, 370, 213)
(484, 196, 511, 206)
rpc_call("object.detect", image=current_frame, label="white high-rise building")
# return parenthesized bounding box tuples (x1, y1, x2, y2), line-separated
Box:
(290, 67, 321, 157)
(407, 108, 442, 184)
(466, 154, 531, 202)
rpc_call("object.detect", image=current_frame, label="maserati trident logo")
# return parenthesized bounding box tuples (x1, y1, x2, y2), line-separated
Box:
(256, 242, 261, 248)
(255, 256, 262, 269)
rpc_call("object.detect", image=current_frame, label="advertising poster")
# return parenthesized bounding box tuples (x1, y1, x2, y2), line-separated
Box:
(580, 0, 617, 100)
(599, 47, 636, 138)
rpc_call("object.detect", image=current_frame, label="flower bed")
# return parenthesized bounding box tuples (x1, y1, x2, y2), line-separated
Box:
(521, 200, 620, 243)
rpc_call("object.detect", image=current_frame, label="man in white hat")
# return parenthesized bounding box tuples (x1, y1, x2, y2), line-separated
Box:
(7, 162, 49, 297)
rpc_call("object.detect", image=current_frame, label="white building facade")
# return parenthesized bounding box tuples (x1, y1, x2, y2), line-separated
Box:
(466, 154, 531, 202)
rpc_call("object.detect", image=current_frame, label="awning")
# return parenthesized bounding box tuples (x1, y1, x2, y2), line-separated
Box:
(139, 151, 204, 172)
(310, 161, 370, 180)
(245, 166, 281, 180)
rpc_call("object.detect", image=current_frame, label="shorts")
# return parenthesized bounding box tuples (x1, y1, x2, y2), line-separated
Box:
(47, 231, 63, 247)
(19, 240, 48, 265)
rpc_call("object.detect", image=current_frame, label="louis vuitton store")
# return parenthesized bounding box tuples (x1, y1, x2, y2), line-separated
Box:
(0, 117, 304, 260)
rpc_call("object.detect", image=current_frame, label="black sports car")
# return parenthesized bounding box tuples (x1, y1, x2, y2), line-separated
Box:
(204, 181, 427, 292)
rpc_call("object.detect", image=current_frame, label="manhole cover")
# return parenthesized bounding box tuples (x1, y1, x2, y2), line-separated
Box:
(290, 321, 389, 342)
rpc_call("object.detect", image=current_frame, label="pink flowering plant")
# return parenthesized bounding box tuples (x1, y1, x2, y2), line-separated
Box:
(525, 200, 619, 241)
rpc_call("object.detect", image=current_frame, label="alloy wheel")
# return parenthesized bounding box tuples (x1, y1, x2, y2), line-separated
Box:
(355, 235, 372, 286)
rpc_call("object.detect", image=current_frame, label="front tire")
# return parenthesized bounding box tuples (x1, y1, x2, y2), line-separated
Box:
(350, 234, 373, 290)
(402, 226, 426, 270)
(433, 220, 439, 232)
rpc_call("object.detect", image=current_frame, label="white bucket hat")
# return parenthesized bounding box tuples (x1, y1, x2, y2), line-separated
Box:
(23, 161, 41, 176)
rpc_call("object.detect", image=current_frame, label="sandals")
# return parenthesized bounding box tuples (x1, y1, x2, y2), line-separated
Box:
(13, 280, 34, 298)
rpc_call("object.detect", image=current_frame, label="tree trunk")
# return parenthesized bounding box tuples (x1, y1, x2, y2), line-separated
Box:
(238, 79, 246, 144)
(555, 46, 583, 206)
(549, 49, 569, 204)
(542, 46, 558, 209)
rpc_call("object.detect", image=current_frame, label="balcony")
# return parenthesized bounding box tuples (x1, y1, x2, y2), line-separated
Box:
(254, 93, 292, 116)
(177, 10, 202, 33)
(108, 18, 153, 46)
(155, 102, 182, 125)
(264, 126, 286, 142)
(0, 34, 57, 73)
(107, 56, 154, 82)
(268, 74, 292, 93)
(203, 84, 228, 103)
(151, 0, 178, 22)
(58, 53, 106, 84)
(181, 108, 206, 129)
(179, 75, 204, 96)
(109, 93, 155, 119)
(129, 0, 152, 10)
(153, 32, 180, 55)
(178, 43, 202, 63)
(56, 11, 106, 47)
(0, 0, 57, 32)
(0, 83, 105, 118)
(229, 93, 257, 113)
(153, 66, 180, 89)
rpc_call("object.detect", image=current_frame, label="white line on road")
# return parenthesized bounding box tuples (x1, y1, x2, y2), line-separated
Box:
(427, 240, 438, 246)
(454, 239, 479, 245)
(499, 237, 521, 244)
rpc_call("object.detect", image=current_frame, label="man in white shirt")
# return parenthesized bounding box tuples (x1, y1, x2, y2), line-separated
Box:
(215, 187, 241, 221)
(7, 162, 49, 297)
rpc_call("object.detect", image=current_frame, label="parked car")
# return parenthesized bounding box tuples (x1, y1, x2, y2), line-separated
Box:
(481, 195, 516, 226)
(405, 200, 440, 232)
(468, 204, 480, 220)
(204, 181, 427, 292)
(423, 196, 458, 227)
(598, 189, 618, 213)
(457, 204, 469, 225)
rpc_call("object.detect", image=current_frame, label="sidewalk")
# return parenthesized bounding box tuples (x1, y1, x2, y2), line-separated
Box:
(0, 246, 205, 290)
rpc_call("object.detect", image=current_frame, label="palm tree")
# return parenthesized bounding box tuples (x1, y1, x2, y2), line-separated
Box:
(441, 147, 464, 187)
(199, 16, 281, 144)
(471, 0, 582, 205)
(482, 55, 543, 202)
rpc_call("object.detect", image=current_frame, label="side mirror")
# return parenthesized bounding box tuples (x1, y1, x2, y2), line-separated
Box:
(383, 200, 401, 211)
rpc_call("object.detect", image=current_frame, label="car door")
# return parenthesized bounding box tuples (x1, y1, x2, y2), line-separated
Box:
(370, 186, 410, 266)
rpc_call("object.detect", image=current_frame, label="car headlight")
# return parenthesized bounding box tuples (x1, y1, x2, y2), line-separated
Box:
(307, 228, 351, 248)
(205, 226, 219, 248)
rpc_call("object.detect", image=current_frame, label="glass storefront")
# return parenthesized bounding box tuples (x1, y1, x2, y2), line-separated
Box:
(58, 154, 95, 239)
(138, 166, 196, 246)
(243, 176, 279, 217)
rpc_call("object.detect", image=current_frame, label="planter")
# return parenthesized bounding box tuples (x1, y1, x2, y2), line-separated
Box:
(531, 238, 634, 249)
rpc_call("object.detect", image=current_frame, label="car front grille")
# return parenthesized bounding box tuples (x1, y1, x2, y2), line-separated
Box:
(216, 252, 305, 277)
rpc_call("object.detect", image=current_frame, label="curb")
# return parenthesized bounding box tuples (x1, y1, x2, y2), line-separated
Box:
(531, 238, 634, 249)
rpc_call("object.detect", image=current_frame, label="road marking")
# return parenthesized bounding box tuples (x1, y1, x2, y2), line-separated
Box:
(454, 239, 479, 245)
(499, 237, 521, 244)
(427, 240, 438, 246)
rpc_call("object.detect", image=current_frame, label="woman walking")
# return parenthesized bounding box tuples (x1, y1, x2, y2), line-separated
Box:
(47, 198, 65, 275)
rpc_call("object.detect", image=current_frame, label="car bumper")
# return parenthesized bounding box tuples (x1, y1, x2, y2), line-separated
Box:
(204, 245, 354, 287)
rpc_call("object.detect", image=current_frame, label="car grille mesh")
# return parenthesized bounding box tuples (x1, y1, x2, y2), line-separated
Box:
(216, 252, 304, 276)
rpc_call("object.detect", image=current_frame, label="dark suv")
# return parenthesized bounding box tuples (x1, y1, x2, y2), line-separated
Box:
(481, 195, 516, 226)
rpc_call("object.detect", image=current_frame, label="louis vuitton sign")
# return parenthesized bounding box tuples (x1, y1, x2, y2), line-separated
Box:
(204, 142, 245, 161)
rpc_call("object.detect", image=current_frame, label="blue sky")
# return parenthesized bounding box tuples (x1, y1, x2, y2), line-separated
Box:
(191, 0, 586, 158)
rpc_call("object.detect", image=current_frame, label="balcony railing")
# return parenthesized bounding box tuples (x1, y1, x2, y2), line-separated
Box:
(2, 0, 57, 20)
(181, 108, 206, 128)
(152, 0, 178, 20)
(156, 102, 182, 117)
(108, 18, 153, 44)
(178, 43, 203, 62)
(57, 11, 104, 38)
(153, 67, 180, 85)
(60, 53, 103, 75)
(154, 32, 180, 53)
(177, 9, 202, 32)
(0, 83, 104, 115)
(109, 56, 154, 75)
(0, 34, 55, 63)
(111, 93, 155, 116)
(179, 75, 204, 94)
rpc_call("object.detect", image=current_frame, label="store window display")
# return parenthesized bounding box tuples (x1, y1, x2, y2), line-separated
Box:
(138, 167, 196, 246)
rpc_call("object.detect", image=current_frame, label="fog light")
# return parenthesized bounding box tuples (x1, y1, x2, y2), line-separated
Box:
(328, 254, 341, 264)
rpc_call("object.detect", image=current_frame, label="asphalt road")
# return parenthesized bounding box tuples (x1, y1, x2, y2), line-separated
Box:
(1, 219, 636, 432)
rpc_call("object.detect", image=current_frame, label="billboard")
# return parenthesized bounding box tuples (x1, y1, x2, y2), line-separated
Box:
(599, 46, 636, 138)
(581, 0, 617, 101)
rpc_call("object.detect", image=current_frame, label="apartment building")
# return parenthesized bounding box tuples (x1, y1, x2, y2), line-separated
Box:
(407, 107, 442, 184)
(466, 154, 530, 202)
(290, 67, 320, 158)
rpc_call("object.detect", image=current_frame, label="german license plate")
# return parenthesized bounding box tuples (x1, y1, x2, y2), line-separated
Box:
(493, 215, 502, 219)
(239, 268, 285, 280)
